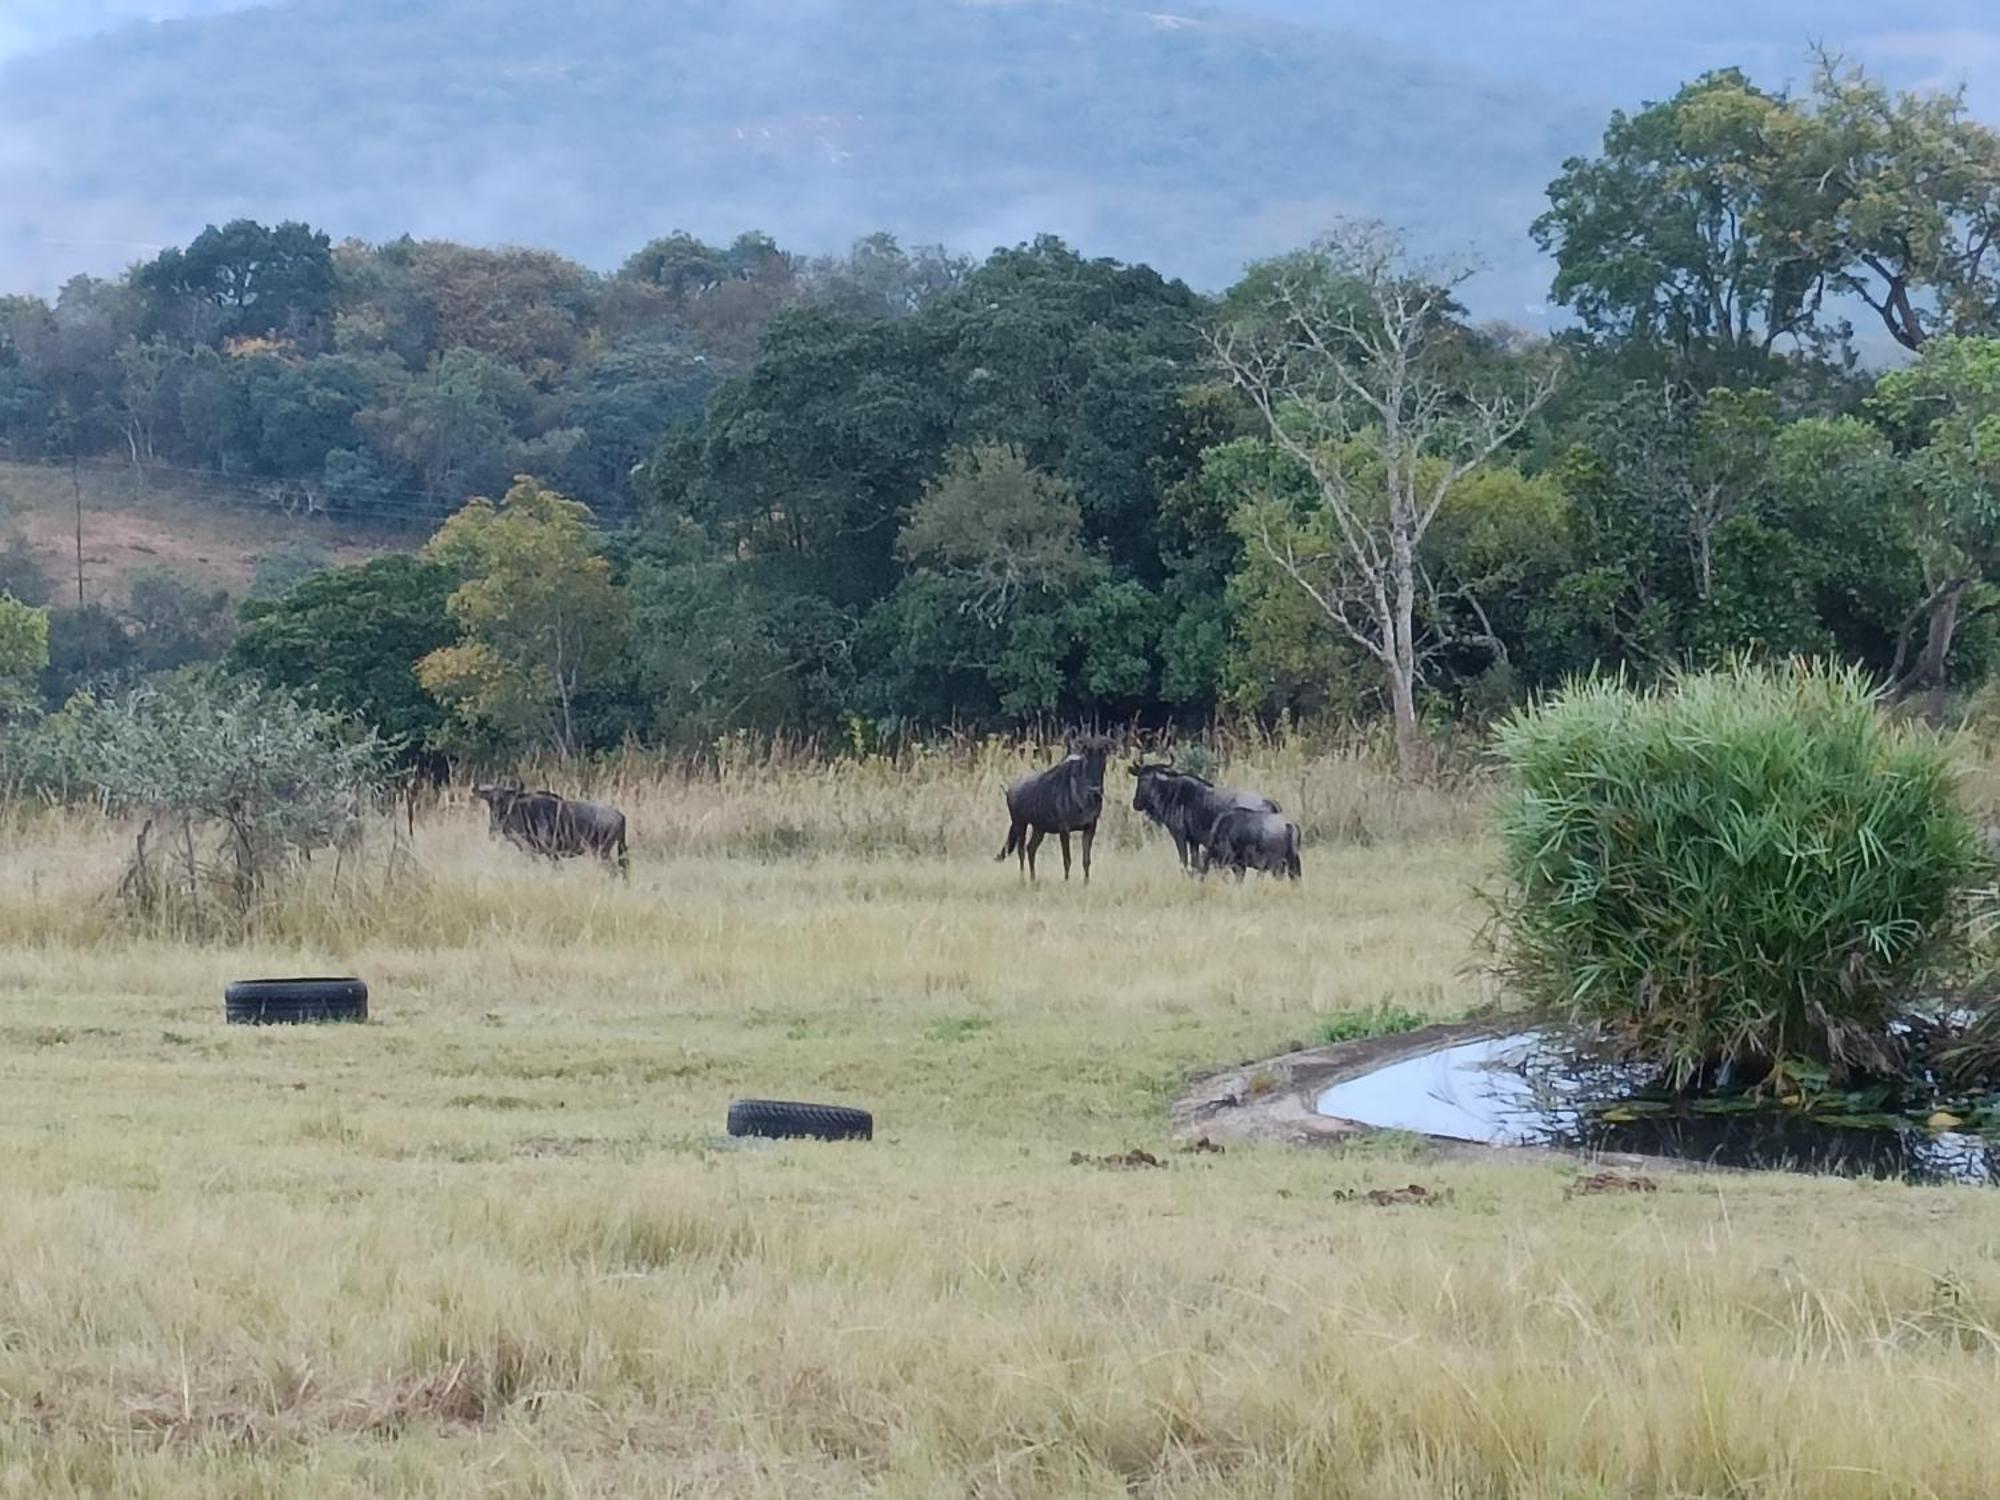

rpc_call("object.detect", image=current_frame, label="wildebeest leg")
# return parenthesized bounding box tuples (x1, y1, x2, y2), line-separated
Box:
(1025, 827, 1045, 882)
(1170, 829, 1189, 873)
(1081, 822, 1096, 883)
(1059, 831, 1072, 881)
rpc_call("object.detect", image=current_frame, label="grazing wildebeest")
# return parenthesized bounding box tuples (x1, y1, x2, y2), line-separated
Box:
(996, 735, 1114, 882)
(1127, 764, 1281, 874)
(1206, 808, 1302, 882)
(473, 785, 629, 874)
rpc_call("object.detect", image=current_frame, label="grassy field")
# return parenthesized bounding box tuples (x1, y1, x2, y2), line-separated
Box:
(5, 746, 2000, 1497)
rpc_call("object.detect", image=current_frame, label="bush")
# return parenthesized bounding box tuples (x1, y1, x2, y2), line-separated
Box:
(1492, 660, 1983, 1088)
(28, 670, 389, 929)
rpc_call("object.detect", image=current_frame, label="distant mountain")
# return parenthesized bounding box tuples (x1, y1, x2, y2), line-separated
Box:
(0, 0, 1601, 312)
(2, 0, 1990, 316)
(0, 0, 257, 62)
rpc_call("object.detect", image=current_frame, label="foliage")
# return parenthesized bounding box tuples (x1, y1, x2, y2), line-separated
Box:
(32, 670, 387, 921)
(1493, 661, 1983, 1087)
(1320, 1002, 1432, 1045)
(418, 478, 628, 759)
(246, 538, 332, 601)
(231, 554, 455, 758)
(1534, 71, 1828, 374)
(1214, 223, 1559, 775)
(0, 594, 49, 716)
(1538, 57, 2000, 369)
(0, 532, 52, 606)
(41, 602, 135, 704)
(898, 444, 1097, 627)
(124, 566, 234, 674)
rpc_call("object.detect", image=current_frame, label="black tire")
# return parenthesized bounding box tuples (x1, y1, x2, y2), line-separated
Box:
(225, 977, 368, 1025)
(726, 1098, 873, 1142)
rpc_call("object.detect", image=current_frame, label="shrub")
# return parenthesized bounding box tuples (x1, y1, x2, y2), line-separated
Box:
(1492, 660, 1983, 1088)
(30, 670, 389, 928)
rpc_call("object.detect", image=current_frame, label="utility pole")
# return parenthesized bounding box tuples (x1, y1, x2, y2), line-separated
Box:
(71, 454, 84, 605)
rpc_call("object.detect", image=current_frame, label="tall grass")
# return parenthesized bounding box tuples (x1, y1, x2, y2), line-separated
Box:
(8, 736, 2000, 1495)
(1494, 661, 1984, 1087)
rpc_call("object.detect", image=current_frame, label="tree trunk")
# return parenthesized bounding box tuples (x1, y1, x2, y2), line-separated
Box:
(1892, 577, 1967, 721)
(1386, 520, 1429, 782)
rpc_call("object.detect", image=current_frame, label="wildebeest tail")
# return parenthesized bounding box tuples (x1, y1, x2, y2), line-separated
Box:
(1286, 822, 1302, 880)
(996, 822, 1022, 862)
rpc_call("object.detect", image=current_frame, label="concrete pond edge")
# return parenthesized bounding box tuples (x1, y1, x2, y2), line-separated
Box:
(1170, 1014, 1709, 1177)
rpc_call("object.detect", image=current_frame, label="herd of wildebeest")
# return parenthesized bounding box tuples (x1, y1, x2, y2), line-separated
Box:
(469, 734, 1302, 884)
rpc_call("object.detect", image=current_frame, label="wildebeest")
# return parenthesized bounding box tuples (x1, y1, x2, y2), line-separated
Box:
(996, 735, 1114, 882)
(1127, 764, 1281, 874)
(473, 785, 629, 874)
(1206, 808, 1302, 882)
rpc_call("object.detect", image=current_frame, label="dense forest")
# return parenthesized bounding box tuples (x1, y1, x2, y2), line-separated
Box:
(3, 57, 2000, 771)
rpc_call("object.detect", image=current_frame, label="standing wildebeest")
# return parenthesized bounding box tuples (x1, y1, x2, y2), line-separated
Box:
(996, 736, 1114, 882)
(1128, 764, 1281, 874)
(473, 785, 630, 874)
(1206, 808, 1302, 882)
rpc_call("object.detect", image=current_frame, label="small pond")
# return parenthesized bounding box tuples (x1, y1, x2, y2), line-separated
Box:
(1315, 1029, 2000, 1185)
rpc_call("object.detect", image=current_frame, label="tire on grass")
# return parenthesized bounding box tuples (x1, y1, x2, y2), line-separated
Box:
(225, 977, 368, 1025)
(726, 1098, 873, 1142)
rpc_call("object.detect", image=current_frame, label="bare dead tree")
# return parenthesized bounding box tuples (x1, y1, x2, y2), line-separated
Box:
(1210, 222, 1559, 780)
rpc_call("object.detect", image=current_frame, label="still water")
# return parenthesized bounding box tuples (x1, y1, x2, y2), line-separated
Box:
(1315, 1029, 2000, 1185)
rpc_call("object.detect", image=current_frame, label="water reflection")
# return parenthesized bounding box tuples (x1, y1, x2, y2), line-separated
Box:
(1314, 1030, 2000, 1185)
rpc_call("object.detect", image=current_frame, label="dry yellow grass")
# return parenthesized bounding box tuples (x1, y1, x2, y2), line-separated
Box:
(0, 459, 389, 606)
(3, 749, 2000, 1497)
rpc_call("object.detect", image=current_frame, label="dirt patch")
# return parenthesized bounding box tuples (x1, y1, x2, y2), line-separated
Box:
(0, 461, 395, 605)
(1334, 1182, 1451, 1207)
(1070, 1148, 1166, 1170)
(1566, 1171, 1659, 1199)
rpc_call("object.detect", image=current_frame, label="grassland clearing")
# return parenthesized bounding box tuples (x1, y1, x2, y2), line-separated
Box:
(3, 748, 2000, 1496)
(0, 460, 394, 606)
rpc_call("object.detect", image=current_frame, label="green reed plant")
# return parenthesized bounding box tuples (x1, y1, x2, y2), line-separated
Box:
(1493, 661, 1983, 1088)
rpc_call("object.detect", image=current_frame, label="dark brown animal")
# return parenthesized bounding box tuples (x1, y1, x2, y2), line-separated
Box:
(995, 736, 1114, 882)
(1206, 808, 1302, 882)
(1128, 764, 1280, 873)
(473, 785, 629, 874)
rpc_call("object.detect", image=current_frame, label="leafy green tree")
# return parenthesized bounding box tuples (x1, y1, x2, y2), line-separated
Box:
(41, 604, 136, 706)
(418, 478, 628, 758)
(897, 444, 1098, 626)
(1798, 58, 2000, 352)
(1869, 338, 2000, 702)
(125, 567, 234, 674)
(0, 595, 49, 717)
(626, 528, 799, 744)
(554, 335, 717, 510)
(135, 220, 336, 347)
(1535, 71, 1830, 372)
(658, 306, 945, 605)
(1540, 60, 2000, 368)
(231, 554, 456, 757)
(246, 540, 334, 602)
(359, 347, 531, 502)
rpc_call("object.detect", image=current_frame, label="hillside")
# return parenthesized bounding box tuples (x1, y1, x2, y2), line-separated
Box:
(0, 461, 392, 610)
(0, 0, 1599, 311)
